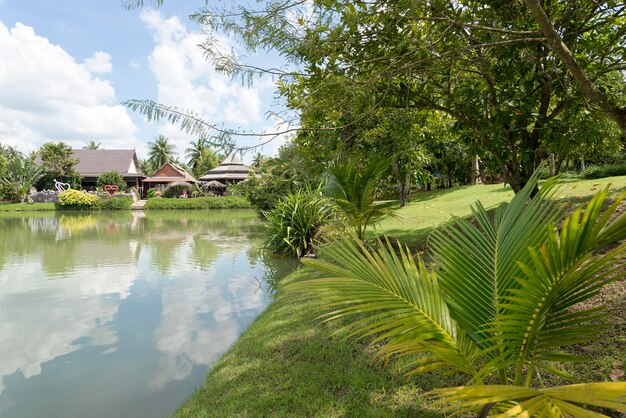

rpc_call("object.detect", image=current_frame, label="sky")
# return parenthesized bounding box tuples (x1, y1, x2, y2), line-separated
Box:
(0, 0, 293, 162)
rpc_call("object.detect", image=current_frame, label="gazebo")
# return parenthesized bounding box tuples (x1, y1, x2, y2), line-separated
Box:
(199, 153, 257, 184)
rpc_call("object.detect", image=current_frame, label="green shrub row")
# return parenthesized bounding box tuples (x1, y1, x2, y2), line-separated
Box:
(143, 196, 252, 210)
(581, 163, 626, 179)
(96, 197, 133, 210)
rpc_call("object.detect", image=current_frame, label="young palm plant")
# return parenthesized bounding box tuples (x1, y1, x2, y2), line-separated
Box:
(323, 157, 395, 241)
(290, 176, 626, 416)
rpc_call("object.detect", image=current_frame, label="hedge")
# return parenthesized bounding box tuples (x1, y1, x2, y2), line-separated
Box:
(143, 196, 252, 210)
(581, 163, 626, 179)
(96, 197, 133, 210)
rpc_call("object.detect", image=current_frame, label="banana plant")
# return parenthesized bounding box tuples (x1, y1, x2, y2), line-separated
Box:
(290, 175, 626, 417)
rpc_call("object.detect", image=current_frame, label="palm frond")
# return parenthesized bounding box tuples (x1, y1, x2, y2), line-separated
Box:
(429, 174, 562, 357)
(426, 382, 626, 417)
(290, 238, 481, 379)
(494, 189, 626, 383)
(123, 99, 236, 149)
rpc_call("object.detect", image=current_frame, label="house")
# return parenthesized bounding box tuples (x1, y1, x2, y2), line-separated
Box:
(199, 152, 257, 184)
(36, 149, 144, 191)
(142, 162, 197, 196)
(72, 149, 144, 190)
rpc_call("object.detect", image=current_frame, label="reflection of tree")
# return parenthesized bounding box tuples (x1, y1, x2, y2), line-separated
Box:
(255, 252, 301, 293)
(150, 238, 185, 275)
(41, 237, 78, 276)
(190, 235, 220, 270)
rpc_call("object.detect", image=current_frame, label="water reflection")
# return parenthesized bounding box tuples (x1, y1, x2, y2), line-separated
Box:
(0, 210, 296, 418)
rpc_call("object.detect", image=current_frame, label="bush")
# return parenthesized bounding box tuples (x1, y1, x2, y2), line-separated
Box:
(581, 163, 626, 179)
(245, 173, 300, 210)
(57, 189, 100, 208)
(147, 188, 157, 198)
(143, 196, 252, 210)
(96, 197, 133, 210)
(96, 171, 128, 191)
(262, 189, 333, 257)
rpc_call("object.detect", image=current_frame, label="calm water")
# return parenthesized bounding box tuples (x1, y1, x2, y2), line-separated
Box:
(0, 210, 297, 418)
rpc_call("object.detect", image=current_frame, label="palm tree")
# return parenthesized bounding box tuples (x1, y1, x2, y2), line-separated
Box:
(185, 137, 208, 171)
(83, 141, 101, 150)
(0, 155, 44, 202)
(292, 175, 626, 416)
(252, 152, 264, 169)
(323, 157, 394, 240)
(147, 135, 176, 168)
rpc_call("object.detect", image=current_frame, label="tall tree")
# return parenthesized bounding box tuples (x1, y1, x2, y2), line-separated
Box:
(147, 134, 176, 168)
(37, 142, 81, 189)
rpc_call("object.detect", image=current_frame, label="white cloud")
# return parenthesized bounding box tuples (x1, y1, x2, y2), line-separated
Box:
(84, 51, 113, 74)
(0, 21, 138, 152)
(140, 9, 271, 154)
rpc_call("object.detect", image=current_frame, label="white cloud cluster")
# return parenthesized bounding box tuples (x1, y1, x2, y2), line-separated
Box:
(140, 9, 273, 156)
(0, 21, 137, 152)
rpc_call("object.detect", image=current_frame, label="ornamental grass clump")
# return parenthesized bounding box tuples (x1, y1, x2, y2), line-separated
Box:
(290, 174, 626, 417)
(262, 188, 333, 257)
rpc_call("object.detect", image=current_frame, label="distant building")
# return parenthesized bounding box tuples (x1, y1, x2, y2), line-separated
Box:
(142, 162, 197, 196)
(36, 149, 144, 190)
(199, 152, 257, 184)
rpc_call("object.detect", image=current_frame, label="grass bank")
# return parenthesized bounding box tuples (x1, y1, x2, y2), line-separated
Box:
(0, 202, 57, 211)
(177, 176, 626, 417)
(175, 267, 445, 418)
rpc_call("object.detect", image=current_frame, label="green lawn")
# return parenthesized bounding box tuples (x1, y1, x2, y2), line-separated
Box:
(373, 176, 626, 248)
(0, 202, 57, 211)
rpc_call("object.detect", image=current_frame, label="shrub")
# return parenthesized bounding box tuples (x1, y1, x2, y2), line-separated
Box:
(245, 172, 301, 210)
(581, 162, 626, 179)
(147, 188, 157, 198)
(262, 189, 333, 257)
(143, 196, 252, 210)
(96, 171, 128, 191)
(57, 189, 100, 208)
(96, 197, 133, 210)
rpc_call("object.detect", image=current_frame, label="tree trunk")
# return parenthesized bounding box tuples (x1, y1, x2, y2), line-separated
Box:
(391, 158, 411, 207)
(549, 153, 556, 176)
(522, 0, 626, 135)
(471, 155, 482, 185)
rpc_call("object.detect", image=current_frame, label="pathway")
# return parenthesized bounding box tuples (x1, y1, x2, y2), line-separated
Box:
(131, 200, 147, 210)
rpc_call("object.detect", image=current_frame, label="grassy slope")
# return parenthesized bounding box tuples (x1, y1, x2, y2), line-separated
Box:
(177, 177, 626, 417)
(176, 269, 444, 418)
(374, 176, 626, 247)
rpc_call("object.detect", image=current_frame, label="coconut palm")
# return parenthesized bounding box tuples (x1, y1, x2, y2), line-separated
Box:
(83, 141, 101, 150)
(252, 152, 264, 169)
(0, 155, 44, 202)
(147, 135, 176, 168)
(292, 175, 626, 416)
(323, 157, 394, 240)
(185, 137, 208, 169)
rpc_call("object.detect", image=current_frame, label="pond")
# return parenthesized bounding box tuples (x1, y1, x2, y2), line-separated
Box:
(0, 210, 298, 418)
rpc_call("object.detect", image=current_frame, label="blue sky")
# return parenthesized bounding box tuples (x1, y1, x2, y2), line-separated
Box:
(0, 1, 292, 161)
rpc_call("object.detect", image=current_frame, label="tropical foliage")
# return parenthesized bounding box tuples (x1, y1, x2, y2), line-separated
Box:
(291, 176, 626, 416)
(147, 134, 176, 168)
(83, 141, 101, 150)
(323, 158, 394, 240)
(0, 155, 44, 203)
(262, 188, 333, 257)
(185, 137, 220, 178)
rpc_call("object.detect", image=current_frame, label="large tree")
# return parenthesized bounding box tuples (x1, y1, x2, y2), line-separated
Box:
(124, 0, 626, 192)
(37, 142, 81, 189)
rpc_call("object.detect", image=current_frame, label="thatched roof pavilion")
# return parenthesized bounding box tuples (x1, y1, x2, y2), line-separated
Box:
(199, 153, 257, 184)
